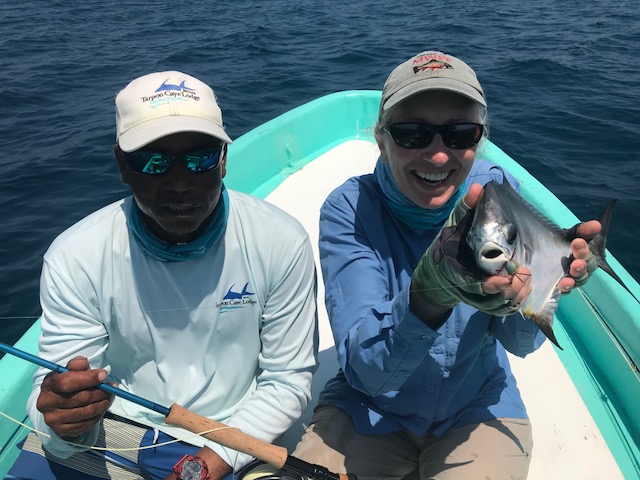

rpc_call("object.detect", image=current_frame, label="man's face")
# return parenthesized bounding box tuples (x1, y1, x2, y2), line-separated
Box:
(116, 132, 227, 244)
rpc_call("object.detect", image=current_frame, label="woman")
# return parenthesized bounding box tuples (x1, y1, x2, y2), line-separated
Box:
(291, 51, 600, 480)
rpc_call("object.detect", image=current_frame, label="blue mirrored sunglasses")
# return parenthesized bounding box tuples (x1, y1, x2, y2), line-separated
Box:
(124, 144, 224, 175)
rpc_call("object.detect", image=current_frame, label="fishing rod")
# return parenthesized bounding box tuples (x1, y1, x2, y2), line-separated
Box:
(0, 341, 356, 480)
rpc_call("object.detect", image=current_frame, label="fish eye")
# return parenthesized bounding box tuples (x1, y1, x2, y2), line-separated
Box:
(505, 224, 517, 244)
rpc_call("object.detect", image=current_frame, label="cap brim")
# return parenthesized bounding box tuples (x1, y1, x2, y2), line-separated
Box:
(383, 78, 486, 111)
(118, 116, 233, 152)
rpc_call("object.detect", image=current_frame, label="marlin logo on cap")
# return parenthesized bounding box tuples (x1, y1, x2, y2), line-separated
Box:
(413, 59, 453, 74)
(155, 80, 195, 93)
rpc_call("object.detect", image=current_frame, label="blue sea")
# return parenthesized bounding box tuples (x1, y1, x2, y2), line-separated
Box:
(1, 0, 639, 348)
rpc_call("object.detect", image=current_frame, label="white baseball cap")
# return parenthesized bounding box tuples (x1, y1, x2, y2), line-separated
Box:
(115, 71, 232, 152)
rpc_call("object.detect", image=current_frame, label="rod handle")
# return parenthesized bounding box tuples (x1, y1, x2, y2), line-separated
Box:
(165, 403, 289, 468)
(165, 404, 354, 480)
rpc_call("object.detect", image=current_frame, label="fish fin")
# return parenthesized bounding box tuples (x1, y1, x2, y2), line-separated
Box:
(486, 166, 513, 187)
(525, 289, 563, 350)
(568, 200, 639, 304)
(590, 200, 639, 301)
(487, 166, 506, 182)
(577, 199, 616, 262)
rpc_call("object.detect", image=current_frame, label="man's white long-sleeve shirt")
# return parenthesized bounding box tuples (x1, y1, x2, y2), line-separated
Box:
(28, 189, 318, 469)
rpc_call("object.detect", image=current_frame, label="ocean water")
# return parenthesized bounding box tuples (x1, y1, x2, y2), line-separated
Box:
(1, 0, 639, 347)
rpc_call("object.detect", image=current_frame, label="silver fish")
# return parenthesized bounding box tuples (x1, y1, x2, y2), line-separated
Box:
(437, 177, 633, 349)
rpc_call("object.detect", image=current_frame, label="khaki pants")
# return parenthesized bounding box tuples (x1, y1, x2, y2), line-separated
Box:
(291, 405, 533, 480)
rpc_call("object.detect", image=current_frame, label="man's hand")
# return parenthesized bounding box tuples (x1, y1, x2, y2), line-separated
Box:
(36, 357, 113, 439)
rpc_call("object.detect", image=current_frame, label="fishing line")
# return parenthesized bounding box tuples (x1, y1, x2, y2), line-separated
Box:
(558, 289, 640, 472)
(576, 288, 639, 375)
(0, 343, 355, 480)
(0, 409, 235, 452)
(0, 280, 499, 322)
(1, 259, 592, 323)
(0, 410, 246, 479)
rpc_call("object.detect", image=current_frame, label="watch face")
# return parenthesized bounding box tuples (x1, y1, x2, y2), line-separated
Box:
(181, 459, 205, 480)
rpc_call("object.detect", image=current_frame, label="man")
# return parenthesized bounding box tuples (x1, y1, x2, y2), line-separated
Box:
(8, 71, 318, 480)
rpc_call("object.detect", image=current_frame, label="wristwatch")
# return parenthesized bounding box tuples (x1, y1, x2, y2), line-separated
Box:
(173, 454, 211, 480)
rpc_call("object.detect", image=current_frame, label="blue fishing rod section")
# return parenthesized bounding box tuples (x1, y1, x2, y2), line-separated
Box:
(0, 341, 171, 417)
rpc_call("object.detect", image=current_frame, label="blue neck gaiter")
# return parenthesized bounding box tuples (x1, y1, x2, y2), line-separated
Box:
(126, 185, 229, 262)
(373, 158, 465, 231)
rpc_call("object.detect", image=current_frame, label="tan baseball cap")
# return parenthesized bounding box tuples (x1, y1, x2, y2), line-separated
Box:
(381, 51, 486, 112)
(115, 71, 232, 152)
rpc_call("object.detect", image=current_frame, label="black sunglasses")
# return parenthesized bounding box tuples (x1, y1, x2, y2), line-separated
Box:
(124, 144, 224, 175)
(383, 122, 484, 149)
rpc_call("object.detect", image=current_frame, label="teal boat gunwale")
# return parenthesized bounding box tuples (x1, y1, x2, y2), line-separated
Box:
(0, 319, 40, 475)
(0, 90, 638, 479)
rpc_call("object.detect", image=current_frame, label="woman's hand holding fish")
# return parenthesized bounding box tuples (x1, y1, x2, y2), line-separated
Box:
(456, 187, 599, 299)
(559, 221, 601, 291)
(411, 184, 602, 327)
(411, 184, 527, 321)
(36, 357, 113, 439)
(481, 266, 532, 307)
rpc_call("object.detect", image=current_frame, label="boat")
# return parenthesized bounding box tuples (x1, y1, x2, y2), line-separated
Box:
(1, 90, 639, 479)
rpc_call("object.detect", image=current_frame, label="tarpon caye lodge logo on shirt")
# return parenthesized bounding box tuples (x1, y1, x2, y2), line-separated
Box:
(413, 53, 453, 74)
(141, 80, 200, 103)
(217, 283, 257, 311)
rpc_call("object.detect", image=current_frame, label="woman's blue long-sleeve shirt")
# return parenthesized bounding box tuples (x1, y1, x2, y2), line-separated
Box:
(317, 159, 547, 437)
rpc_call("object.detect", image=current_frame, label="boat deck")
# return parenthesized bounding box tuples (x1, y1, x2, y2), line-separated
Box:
(264, 139, 623, 479)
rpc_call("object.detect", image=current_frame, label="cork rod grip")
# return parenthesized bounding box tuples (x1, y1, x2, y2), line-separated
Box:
(165, 404, 353, 480)
(165, 403, 289, 467)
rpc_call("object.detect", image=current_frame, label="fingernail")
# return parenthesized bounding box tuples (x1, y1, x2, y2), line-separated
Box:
(98, 371, 107, 382)
(576, 266, 585, 274)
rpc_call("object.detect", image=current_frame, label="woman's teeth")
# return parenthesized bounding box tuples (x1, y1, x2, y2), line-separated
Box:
(414, 171, 450, 183)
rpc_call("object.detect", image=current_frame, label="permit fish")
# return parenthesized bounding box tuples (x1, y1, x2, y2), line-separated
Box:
(437, 177, 636, 349)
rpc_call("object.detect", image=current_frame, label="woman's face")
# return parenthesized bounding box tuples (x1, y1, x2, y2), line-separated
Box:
(377, 91, 484, 209)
